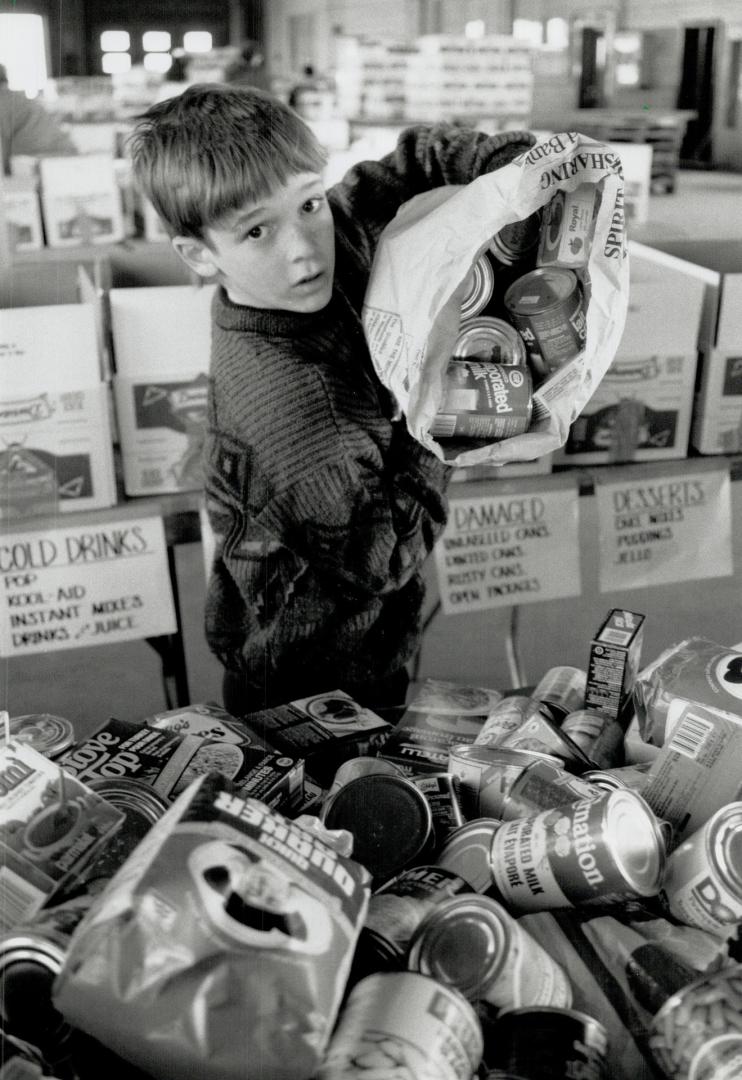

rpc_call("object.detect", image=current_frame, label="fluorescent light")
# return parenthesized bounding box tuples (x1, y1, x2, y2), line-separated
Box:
(183, 31, 212, 53)
(513, 19, 543, 46)
(102, 52, 132, 74)
(616, 62, 640, 86)
(143, 31, 171, 52)
(144, 52, 173, 73)
(465, 20, 485, 40)
(100, 30, 130, 52)
(546, 18, 569, 50)
(0, 14, 47, 96)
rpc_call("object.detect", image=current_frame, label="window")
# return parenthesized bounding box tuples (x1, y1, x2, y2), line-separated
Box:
(100, 30, 130, 52)
(102, 52, 132, 74)
(0, 13, 47, 96)
(143, 31, 171, 53)
(513, 19, 543, 47)
(183, 31, 212, 53)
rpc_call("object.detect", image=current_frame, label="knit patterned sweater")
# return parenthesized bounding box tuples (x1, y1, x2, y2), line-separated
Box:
(204, 123, 535, 697)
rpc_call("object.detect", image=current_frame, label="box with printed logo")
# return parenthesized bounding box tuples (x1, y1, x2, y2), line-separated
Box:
(39, 154, 125, 247)
(584, 609, 645, 724)
(691, 349, 742, 455)
(109, 284, 215, 495)
(0, 300, 116, 519)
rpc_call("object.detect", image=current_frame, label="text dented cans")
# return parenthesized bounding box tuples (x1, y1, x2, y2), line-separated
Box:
(430, 362, 532, 441)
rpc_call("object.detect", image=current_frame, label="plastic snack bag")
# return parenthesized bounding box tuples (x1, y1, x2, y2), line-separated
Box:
(362, 131, 629, 467)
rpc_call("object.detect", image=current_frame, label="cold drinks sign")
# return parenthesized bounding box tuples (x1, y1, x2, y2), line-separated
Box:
(434, 475, 581, 614)
(0, 512, 176, 657)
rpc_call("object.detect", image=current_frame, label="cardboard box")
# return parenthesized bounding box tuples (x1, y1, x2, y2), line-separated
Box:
(608, 142, 652, 225)
(0, 742, 124, 931)
(632, 238, 741, 352)
(555, 244, 705, 465)
(692, 347, 742, 454)
(2, 178, 44, 252)
(39, 153, 125, 247)
(0, 298, 117, 518)
(109, 284, 215, 495)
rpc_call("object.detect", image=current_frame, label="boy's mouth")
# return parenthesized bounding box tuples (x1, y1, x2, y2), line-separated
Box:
(294, 270, 324, 288)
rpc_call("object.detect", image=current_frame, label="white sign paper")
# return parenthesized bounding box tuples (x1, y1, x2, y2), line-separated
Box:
(595, 460, 732, 593)
(434, 476, 581, 615)
(0, 513, 177, 657)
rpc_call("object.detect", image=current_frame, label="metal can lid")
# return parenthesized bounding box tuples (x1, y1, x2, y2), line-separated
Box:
(407, 894, 508, 999)
(8, 714, 76, 759)
(605, 789, 665, 895)
(449, 743, 562, 770)
(454, 317, 527, 365)
(434, 819, 501, 893)
(322, 773, 434, 884)
(87, 776, 170, 827)
(504, 268, 580, 316)
(460, 254, 495, 320)
(489, 212, 542, 266)
(0, 935, 66, 976)
(496, 1005, 608, 1046)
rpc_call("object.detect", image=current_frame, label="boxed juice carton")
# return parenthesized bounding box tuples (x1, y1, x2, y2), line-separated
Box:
(39, 153, 125, 247)
(109, 283, 215, 495)
(0, 294, 116, 518)
(584, 609, 645, 723)
(555, 242, 705, 466)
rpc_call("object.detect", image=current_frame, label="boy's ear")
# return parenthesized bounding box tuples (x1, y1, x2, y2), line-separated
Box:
(171, 235, 219, 279)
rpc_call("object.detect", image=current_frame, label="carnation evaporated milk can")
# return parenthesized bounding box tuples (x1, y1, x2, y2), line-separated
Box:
(504, 267, 586, 380)
(489, 789, 666, 912)
(430, 361, 532, 440)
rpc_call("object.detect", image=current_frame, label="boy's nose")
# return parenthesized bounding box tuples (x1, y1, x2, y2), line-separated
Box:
(285, 222, 317, 260)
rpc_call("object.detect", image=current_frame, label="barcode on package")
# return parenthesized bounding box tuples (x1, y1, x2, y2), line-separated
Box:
(0, 867, 46, 931)
(430, 414, 458, 438)
(600, 628, 632, 646)
(669, 710, 714, 760)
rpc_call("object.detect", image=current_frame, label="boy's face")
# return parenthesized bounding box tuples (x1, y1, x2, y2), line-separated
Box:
(173, 172, 335, 313)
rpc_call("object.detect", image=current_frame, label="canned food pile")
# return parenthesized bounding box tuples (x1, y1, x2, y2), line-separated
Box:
(432, 182, 599, 443)
(4, 616, 742, 1079)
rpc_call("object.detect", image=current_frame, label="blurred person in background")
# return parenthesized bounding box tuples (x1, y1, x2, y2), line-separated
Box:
(223, 40, 271, 93)
(0, 63, 76, 174)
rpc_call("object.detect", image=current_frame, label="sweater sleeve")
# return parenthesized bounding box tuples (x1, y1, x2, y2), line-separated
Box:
(259, 428, 450, 598)
(328, 123, 536, 242)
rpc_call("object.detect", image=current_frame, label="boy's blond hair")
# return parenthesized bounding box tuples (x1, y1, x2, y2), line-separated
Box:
(127, 83, 327, 243)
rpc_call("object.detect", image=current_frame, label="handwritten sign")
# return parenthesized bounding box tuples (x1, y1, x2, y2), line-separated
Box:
(434, 475, 581, 615)
(0, 513, 177, 657)
(595, 460, 732, 593)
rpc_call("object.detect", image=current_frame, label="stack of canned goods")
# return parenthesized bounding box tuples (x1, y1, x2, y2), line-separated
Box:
(433, 182, 600, 443)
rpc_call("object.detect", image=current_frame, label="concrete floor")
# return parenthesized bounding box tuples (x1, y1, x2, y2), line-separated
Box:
(3, 168, 742, 742)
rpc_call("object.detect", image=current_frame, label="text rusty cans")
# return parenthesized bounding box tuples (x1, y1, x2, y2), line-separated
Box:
(317, 971, 483, 1080)
(661, 801, 742, 932)
(504, 268, 587, 380)
(365, 865, 472, 954)
(460, 254, 495, 320)
(447, 743, 564, 820)
(489, 789, 665, 912)
(407, 893, 572, 1011)
(487, 1006, 608, 1080)
(430, 361, 532, 441)
(454, 317, 527, 366)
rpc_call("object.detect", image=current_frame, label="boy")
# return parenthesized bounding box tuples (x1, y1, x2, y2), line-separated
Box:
(128, 84, 534, 719)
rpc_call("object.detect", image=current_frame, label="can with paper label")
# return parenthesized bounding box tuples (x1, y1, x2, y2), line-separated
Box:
(430, 361, 532, 440)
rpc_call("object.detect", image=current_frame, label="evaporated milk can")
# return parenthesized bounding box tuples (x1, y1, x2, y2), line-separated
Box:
(317, 971, 483, 1079)
(489, 788, 665, 912)
(430, 361, 532, 441)
(407, 893, 572, 1011)
(460, 254, 495, 319)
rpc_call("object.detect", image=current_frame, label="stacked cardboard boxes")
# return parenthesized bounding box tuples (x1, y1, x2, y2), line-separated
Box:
(334, 37, 415, 121)
(109, 284, 215, 496)
(555, 241, 705, 466)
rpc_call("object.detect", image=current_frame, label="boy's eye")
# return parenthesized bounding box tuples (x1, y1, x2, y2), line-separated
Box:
(246, 225, 265, 240)
(302, 196, 324, 213)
